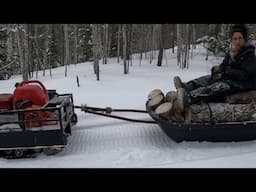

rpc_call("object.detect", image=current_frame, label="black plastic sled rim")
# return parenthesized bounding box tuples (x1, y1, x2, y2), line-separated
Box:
(146, 101, 256, 143)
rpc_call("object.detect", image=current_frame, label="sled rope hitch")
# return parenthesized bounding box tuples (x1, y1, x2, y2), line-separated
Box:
(75, 105, 157, 124)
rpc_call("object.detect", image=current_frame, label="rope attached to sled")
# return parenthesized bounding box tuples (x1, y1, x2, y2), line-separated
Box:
(75, 105, 157, 124)
(75, 105, 148, 114)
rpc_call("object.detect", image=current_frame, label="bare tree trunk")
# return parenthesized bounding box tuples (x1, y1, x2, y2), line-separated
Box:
(140, 52, 143, 66)
(34, 24, 42, 79)
(150, 25, 154, 63)
(92, 24, 100, 80)
(117, 24, 121, 63)
(157, 24, 164, 67)
(64, 24, 70, 77)
(129, 24, 133, 66)
(6, 30, 13, 63)
(74, 24, 78, 64)
(185, 24, 190, 69)
(172, 24, 175, 54)
(151, 24, 158, 63)
(157, 48, 163, 66)
(26, 24, 32, 78)
(139, 25, 144, 66)
(24, 24, 30, 80)
(16, 24, 25, 80)
(191, 24, 196, 59)
(16, 24, 29, 80)
(177, 24, 190, 69)
(48, 25, 53, 79)
(206, 24, 214, 60)
(192, 24, 196, 49)
(102, 24, 108, 64)
(34, 24, 44, 78)
(164, 49, 168, 65)
(206, 48, 209, 61)
(150, 51, 153, 64)
(126, 24, 131, 68)
(107, 25, 112, 63)
(122, 24, 128, 74)
(176, 24, 182, 67)
(43, 24, 49, 76)
(214, 24, 220, 55)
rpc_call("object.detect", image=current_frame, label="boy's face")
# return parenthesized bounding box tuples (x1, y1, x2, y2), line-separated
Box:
(231, 32, 246, 53)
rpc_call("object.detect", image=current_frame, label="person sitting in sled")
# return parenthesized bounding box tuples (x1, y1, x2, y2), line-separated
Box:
(174, 24, 256, 112)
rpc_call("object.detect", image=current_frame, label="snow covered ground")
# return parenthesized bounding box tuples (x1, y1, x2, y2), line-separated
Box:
(1, 45, 256, 168)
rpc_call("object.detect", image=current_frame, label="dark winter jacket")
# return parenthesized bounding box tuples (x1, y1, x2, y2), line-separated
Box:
(219, 43, 256, 88)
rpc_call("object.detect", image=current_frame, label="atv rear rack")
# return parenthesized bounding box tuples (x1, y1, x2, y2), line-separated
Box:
(0, 93, 77, 152)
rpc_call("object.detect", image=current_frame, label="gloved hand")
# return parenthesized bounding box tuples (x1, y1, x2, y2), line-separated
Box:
(211, 65, 221, 75)
(224, 65, 232, 75)
(212, 72, 223, 81)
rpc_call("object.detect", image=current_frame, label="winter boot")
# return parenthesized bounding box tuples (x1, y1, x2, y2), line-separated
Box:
(176, 88, 189, 113)
(172, 100, 185, 122)
(173, 76, 184, 90)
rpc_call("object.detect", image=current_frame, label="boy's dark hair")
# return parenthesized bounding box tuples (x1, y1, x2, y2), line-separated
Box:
(230, 24, 248, 40)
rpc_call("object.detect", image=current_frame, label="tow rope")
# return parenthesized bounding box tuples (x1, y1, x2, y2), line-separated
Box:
(74, 105, 157, 124)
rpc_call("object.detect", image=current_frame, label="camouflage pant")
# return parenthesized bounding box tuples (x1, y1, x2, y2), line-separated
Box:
(183, 75, 214, 92)
(183, 75, 250, 104)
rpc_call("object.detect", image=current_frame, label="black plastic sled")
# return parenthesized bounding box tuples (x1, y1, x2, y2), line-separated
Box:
(146, 101, 256, 143)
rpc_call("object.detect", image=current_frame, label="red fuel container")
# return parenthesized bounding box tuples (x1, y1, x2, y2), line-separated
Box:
(0, 94, 13, 110)
(13, 80, 49, 109)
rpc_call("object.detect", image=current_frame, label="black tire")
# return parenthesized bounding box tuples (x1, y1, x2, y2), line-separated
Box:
(71, 113, 78, 124)
(14, 149, 24, 158)
(65, 123, 71, 134)
(43, 147, 62, 156)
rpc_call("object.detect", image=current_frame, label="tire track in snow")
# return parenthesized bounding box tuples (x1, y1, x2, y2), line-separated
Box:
(62, 114, 256, 167)
(65, 122, 169, 155)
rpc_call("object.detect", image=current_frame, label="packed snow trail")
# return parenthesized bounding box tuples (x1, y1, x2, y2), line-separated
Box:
(1, 47, 256, 167)
(2, 112, 256, 168)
